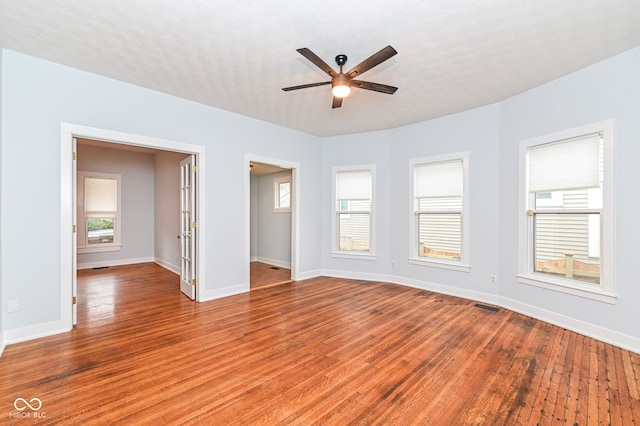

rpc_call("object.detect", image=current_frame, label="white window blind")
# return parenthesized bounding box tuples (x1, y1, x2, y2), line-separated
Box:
(336, 171, 371, 200)
(85, 177, 118, 217)
(415, 160, 463, 198)
(528, 134, 600, 193)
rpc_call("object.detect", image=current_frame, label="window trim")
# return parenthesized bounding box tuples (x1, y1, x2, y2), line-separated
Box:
(77, 171, 122, 254)
(273, 175, 291, 212)
(518, 120, 616, 303)
(331, 164, 377, 260)
(408, 152, 470, 272)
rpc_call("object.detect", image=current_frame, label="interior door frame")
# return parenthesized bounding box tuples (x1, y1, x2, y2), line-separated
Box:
(245, 154, 300, 287)
(60, 123, 206, 328)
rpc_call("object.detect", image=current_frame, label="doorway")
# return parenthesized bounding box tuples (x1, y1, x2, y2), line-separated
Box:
(246, 155, 300, 291)
(61, 123, 206, 328)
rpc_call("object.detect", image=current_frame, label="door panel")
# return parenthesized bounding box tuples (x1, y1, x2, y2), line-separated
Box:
(72, 137, 78, 324)
(180, 155, 197, 300)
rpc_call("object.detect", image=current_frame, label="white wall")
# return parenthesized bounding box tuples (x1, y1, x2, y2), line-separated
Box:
(3, 45, 640, 352)
(77, 144, 156, 268)
(320, 48, 640, 351)
(320, 105, 501, 294)
(390, 104, 501, 295)
(498, 47, 640, 342)
(155, 151, 190, 273)
(252, 170, 292, 267)
(0, 49, 321, 338)
(321, 130, 392, 277)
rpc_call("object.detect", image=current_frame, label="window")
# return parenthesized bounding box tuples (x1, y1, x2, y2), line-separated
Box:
(273, 175, 291, 212)
(332, 166, 375, 258)
(77, 171, 122, 253)
(409, 153, 469, 271)
(518, 120, 614, 303)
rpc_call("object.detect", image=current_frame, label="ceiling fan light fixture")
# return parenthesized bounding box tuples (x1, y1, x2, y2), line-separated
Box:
(332, 84, 351, 98)
(332, 73, 351, 98)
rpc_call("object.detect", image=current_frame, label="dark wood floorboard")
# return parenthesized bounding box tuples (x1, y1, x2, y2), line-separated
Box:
(1, 263, 638, 424)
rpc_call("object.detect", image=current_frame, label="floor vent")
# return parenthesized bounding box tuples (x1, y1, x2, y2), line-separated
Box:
(474, 303, 499, 312)
(270, 266, 281, 270)
(93, 266, 109, 270)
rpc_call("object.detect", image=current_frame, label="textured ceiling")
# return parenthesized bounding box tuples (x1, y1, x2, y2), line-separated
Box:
(1, 1, 639, 137)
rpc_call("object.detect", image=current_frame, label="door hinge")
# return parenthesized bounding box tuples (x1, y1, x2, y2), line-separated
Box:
(192, 165, 197, 173)
(72, 296, 77, 305)
(191, 279, 197, 286)
(73, 224, 77, 233)
(527, 210, 534, 216)
(192, 221, 197, 228)
(72, 152, 77, 161)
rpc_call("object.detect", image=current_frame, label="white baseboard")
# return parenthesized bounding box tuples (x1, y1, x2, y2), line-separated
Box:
(3, 320, 71, 345)
(322, 268, 640, 355)
(77, 256, 155, 270)
(391, 275, 501, 307)
(254, 257, 291, 269)
(322, 268, 393, 284)
(294, 269, 322, 281)
(498, 295, 640, 355)
(0, 332, 5, 357)
(154, 258, 180, 275)
(199, 282, 249, 303)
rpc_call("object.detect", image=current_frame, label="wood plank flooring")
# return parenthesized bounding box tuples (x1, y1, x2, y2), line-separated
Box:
(1, 263, 638, 424)
(250, 261, 292, 290)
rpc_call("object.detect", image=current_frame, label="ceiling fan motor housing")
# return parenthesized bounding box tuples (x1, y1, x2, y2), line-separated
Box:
(332, 73, 350, 88)
(335, 54, 348, 66)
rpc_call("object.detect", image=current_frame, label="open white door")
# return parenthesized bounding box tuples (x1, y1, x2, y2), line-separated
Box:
(72, 137, 78, 325)
(180, 155, 197, 300)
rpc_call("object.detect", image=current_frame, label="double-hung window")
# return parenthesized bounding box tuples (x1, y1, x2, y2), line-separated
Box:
(518, 120, 615, 303)
(77, 171, 122, 253)
(273, 175, 291, 212)
(410, 153, 469, 271)
(333, 166, 375, 258)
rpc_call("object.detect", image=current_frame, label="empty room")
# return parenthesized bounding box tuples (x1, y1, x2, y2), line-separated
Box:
(1, 1, 639, 424)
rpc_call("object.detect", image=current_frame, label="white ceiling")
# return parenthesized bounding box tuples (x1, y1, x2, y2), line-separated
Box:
(1, 1, 639, 137)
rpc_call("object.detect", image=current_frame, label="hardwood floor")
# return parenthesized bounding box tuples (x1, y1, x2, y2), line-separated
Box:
(1, 263, 638, 424)
(250, 261, 292, 290)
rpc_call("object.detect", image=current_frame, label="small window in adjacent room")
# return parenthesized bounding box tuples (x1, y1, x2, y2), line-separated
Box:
(77, 171, 122, 253)
(518, 120, 615, 303)
(273, 176, 291, 212)
(332, 166, 375, 258)
(409, 153, 470, 272)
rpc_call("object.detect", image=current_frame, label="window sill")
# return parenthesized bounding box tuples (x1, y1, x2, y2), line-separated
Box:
(409, 257, 471, 272)
(273, 208, 291, 213)
(331, 251, 377, 261)
(517, 274, 617, 304)
(78, 245, 121, 254)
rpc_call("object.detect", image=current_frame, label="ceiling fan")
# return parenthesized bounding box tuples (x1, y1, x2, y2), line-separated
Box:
(282, 45, 398, 108)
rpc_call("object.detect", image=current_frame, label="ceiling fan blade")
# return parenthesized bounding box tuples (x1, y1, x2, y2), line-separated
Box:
(345, 45, 397, 79)
(282, 81, 331, 91)
(351, 80, 398, 94)
(332, 97, 343, 109)
(297, 48, 337, 78)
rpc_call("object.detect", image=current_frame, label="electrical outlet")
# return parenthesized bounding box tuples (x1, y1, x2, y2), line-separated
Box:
(490, 275, 497, 284)
(7, 300, 19, 313)
(392, 260, 396, 268)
